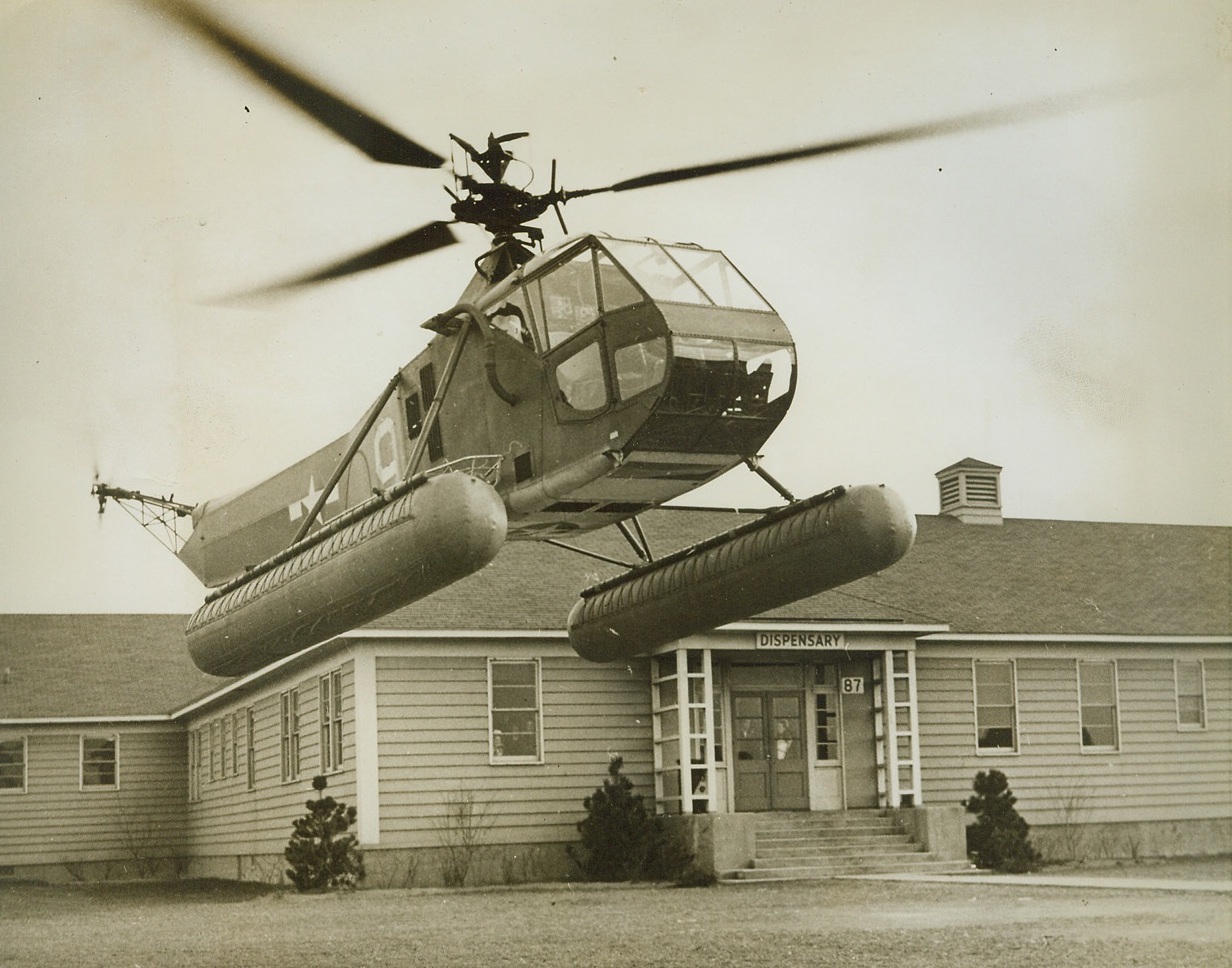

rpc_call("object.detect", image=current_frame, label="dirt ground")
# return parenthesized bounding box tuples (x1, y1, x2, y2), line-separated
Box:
(2, 861, 1229, 968)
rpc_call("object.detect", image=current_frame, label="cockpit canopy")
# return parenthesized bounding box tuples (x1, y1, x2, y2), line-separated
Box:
(483, 236, 795, 454)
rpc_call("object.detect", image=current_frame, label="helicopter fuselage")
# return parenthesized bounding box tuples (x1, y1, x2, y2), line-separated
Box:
(177, 234, 797, 589)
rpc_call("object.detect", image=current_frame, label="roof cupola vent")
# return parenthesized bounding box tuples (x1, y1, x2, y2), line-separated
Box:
(936, 458, 1003, 525)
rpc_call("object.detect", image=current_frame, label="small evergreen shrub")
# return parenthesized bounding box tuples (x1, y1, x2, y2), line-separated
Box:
(284, 775, 365, 891)
(962, 769, 1041, 873)
(568, 756, 695, 883)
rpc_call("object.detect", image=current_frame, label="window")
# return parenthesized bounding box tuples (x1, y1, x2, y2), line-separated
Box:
(319, 669, 344, 772)
(974, 660, 1018, 751)
(661, 243, 772, 311)
(418, 363, 444, 461)
(81, 735, 118, 789)
(209, 719, 218, 782)
(280, 689, 301, 782)
(613, 337, 668, 401)
(1079, 661, 1119, 750)
(220, 715, 230, 778)
(246, 706, 256, 790)
(188, 730, 201, 802)
(1175, 660, 1206, 729)
(554, 341, 608, 412)
(489, 659, 542, 763)
(488, 289, 536, 348)
(596, 248, 642, 312)
(530, 248, 599, 348)
(230, 712, 239, 778)
(812, 664, 839, 762)
(0, 737, 27, 793)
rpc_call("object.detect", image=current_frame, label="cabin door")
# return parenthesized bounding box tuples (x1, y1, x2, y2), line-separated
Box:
(732, 691, 809, 811)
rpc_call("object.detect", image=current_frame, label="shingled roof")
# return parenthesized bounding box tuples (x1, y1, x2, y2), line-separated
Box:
(372, 510, 1231, 637)
(0, 614, 230, 720)
(3, 510, 1227, 719)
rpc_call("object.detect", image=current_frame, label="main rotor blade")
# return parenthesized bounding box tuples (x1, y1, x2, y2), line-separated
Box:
(569, 93, 1109, 198)
(152, 0, 445, 168)
(234, 221, 459, 298)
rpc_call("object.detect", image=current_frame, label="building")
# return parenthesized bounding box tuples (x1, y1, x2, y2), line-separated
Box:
(1, 461, 1228, 884)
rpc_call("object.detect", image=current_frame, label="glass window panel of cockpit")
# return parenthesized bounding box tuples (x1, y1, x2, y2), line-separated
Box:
(602, 239, 709, 305)
(661, 244, 772, 311)
(537, 248, 600, 348)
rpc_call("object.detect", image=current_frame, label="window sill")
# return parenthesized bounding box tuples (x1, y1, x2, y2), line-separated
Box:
(489, 756, 544, 767)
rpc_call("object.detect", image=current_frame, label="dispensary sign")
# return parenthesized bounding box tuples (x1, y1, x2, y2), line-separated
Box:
(754, 631, 848, 650)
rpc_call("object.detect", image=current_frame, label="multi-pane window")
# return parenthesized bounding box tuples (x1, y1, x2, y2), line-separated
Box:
(319, 669, 344, 772)
(0, 737, 27, 792)
(81, 735, 118, 788)
(188, 730, 202, 802)
(209, 720, 218, 781)
(814, 693, 838, 760)
(814, 665, 838, 762)
(230, 712, 239, 778)
(1175, 660, 1206, 729)
(220, 716, 230, 778)
(246, 706, 256, 790)
(974, 660, 1018, 751)
(1079, 661, 1119, 750)
(489, 659, 541, 763)
(280, 689, 301, 781)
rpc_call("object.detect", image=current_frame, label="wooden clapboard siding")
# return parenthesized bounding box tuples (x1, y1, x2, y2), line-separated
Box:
(0, 725, 187, 867)
(184, 658, 357, 857)
(375, 652, 653, 846)
(917, 651, 1232, 825)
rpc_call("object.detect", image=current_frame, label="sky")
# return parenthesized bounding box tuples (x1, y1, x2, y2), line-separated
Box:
(1, 0, 1229, 614)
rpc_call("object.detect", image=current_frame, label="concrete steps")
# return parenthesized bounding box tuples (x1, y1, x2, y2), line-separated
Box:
(722, 810, 969, 883)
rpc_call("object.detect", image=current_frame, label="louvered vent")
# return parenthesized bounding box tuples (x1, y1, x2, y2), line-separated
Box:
(935, 459, 1003, 525)
(939, 476, 961, 510)
(964, 473, 999, 505)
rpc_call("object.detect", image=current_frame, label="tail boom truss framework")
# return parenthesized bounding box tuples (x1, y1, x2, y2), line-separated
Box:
(91, 484, 195, 556)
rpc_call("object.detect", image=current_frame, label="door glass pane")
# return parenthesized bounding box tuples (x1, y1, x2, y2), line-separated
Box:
(770, 696, 801, 760)
(734, 695, 765, 762)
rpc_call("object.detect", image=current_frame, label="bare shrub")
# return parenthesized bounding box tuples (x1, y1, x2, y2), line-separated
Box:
(435, 788, 492, 887)
(1048, 782, 1092, 863)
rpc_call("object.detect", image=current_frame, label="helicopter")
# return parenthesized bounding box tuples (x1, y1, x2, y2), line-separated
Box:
(92, 0, 1089, 678)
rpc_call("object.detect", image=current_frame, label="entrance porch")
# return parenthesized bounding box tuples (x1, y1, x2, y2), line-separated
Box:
(649, 638, 929, 816)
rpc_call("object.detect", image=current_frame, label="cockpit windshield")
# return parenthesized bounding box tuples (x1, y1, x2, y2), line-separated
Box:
(601, 238, 773, 312)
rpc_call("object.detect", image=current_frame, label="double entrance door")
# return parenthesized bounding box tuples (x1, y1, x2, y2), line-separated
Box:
(732, 691, 808, 811)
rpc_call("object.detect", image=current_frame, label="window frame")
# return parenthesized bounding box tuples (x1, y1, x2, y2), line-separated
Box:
(280, 689, 301, 783)
(973, 659, 1020, 754)
(1077, 660, 1121, 752)
(80, 734, 119, 791)
(0, 735, 28, 794)
(1174, 659, 1207, 731)
(209, 719, 218, 782)
(220, 715, 230, 779)
(319, 669, 344, 773)
(187, 729, 202, 803)
(245, 706, 257, 790)
(487, 658, 544, 765)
